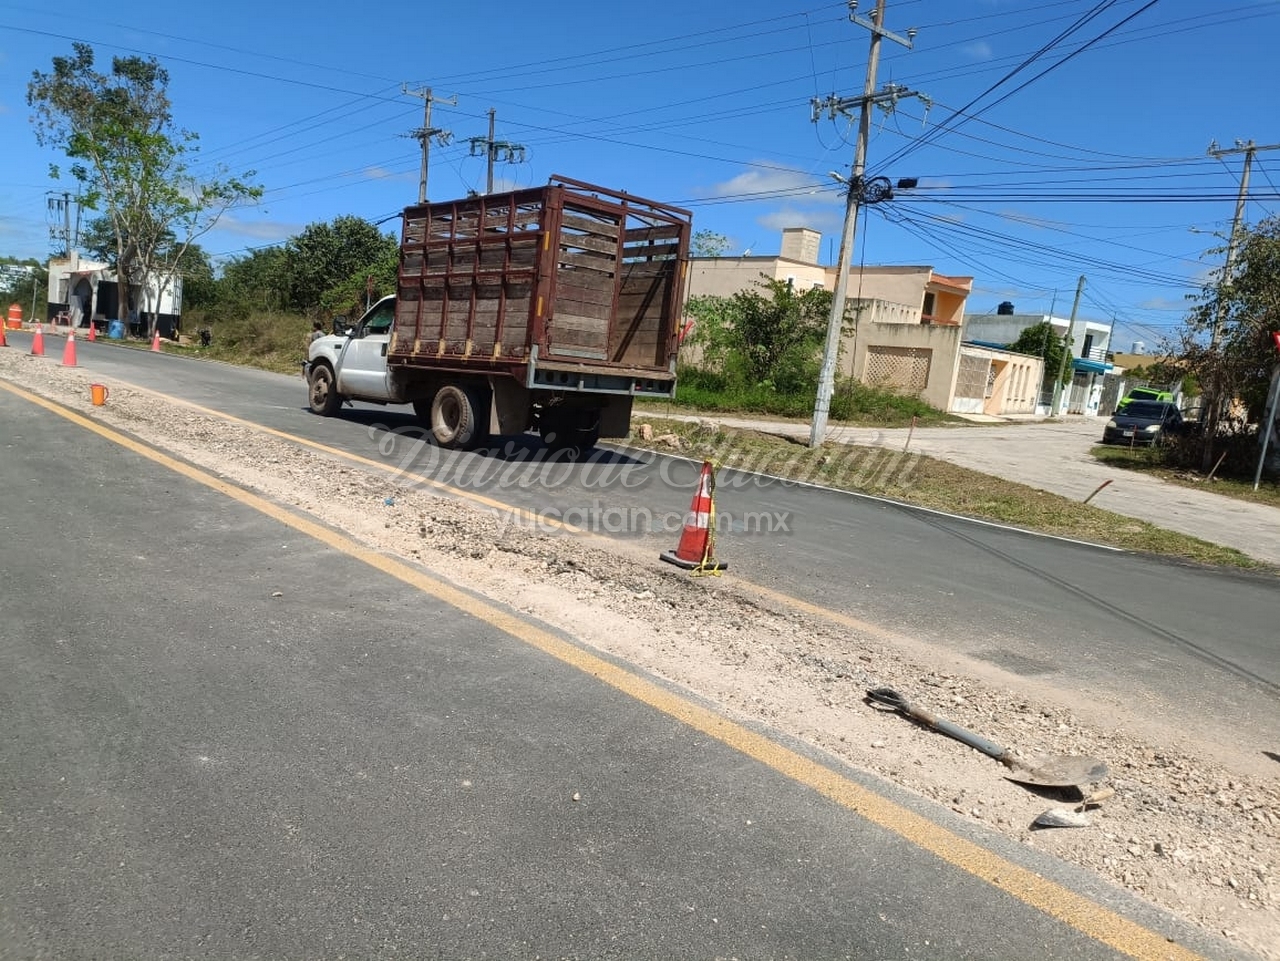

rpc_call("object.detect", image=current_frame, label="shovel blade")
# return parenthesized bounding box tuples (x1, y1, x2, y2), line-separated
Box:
(1006, 755, 1109, 788)
(1033, 807, 1092, 829)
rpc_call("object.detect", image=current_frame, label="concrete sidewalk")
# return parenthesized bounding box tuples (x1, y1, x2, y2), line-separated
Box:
(649, 412, 1280, 566)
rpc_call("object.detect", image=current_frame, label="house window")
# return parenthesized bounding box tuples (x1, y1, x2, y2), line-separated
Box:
(1081, 333, 1094, 359)
(922, 292, 936, 323)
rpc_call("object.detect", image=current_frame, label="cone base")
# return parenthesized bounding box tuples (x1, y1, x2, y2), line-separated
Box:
(660, 550, 726, 572)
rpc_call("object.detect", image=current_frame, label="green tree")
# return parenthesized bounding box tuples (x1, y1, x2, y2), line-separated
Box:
(213, 246, 290, 318)
(318, 240, 400, 318)
(1008, 321, 1072, 388)
(686, 276, 831, 393)
(28, 43, 260, 334)
(691, 229, 731, 257)
(282, 216, 397, 312)
(80, 215, 218, 309)
(1180, 215, 1280, 468)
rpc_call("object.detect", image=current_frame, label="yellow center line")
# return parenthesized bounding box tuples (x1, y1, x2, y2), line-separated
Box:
(0, 377, 1204, 961)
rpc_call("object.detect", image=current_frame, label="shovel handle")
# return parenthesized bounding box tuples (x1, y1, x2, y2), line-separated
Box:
(868, 688, 1013, 765)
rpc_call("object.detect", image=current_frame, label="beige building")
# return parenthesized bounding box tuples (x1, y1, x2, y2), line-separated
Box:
(685, 228, 1041, 415)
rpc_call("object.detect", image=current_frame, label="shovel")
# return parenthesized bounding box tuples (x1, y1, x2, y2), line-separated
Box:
(866, 687, 1108, 788)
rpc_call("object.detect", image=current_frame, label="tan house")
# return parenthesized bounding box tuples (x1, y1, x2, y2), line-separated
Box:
(685, 227, 1041, 415)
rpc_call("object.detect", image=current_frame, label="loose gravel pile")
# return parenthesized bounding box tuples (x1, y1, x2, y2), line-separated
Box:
(3, 349, 1276, 959)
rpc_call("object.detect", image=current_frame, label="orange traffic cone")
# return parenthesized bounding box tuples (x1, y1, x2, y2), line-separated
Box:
(0, 321, 7, 348)
(61, 328, 78, 367)
(150, 327, 162, 352)
(87, 320, 97, 342)
(31, 323, 44, 357)
(660, 460, 726, 573)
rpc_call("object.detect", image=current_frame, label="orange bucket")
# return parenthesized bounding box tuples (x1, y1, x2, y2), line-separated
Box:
(90, 383, 110, 406)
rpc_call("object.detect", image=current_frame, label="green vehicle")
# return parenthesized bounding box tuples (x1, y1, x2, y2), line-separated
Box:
(1116, 386, 1173, 412)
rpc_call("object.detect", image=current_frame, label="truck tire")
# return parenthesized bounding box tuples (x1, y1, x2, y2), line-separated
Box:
(308, 363, 342, 416)
(430, 385, 488, 449)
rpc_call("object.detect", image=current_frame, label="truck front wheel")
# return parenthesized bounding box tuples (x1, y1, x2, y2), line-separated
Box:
(429, 385, 488, 449)
(308, 364, 342, 416)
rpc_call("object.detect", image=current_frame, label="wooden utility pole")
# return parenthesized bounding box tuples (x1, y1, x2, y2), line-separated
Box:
(808, 0, 919, 447)
(403, 85, 455, 204)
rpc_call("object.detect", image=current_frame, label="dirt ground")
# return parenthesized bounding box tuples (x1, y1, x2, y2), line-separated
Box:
(3, 350, 1277, 960)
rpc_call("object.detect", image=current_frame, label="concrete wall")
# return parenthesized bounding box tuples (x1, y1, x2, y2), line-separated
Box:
(851, 322, 963, 411)
(688, 258, 944, 321)
(687, 258, 829, 300)
(951, 345, 1043, 415)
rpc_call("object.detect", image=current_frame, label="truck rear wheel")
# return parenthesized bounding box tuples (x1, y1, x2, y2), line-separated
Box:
(429, 385, 488, 449)
(308, 364, 342, 416)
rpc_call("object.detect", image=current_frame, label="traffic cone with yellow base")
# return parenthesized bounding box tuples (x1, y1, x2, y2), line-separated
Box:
(660, 460, 726, 575)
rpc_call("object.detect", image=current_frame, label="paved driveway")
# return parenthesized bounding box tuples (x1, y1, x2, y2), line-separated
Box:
(654, 412, 1280, 566)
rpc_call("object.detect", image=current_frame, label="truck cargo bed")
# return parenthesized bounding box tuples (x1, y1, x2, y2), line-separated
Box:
(390, 176, 690, 388)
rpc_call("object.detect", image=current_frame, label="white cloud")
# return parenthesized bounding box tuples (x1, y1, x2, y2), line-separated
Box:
(962, 41, 994, 60)
(708, 166, 829, 201)
(757, 205, 842, 237)
(213, 215, 303, 243)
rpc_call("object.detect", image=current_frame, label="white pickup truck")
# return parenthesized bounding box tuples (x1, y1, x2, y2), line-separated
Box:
(304, 177, 691, 453)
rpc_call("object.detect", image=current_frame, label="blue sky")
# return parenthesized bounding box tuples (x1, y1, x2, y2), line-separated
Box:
(2, 0, 1278, 351)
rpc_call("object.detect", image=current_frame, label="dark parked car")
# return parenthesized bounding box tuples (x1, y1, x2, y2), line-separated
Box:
(1101, 401, 1185, 446)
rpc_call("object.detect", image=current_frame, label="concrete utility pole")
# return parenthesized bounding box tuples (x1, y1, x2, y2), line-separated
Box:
(1051, 275, 1086, 416)
(1206, 140, 1280, 348)
(808, 0, 920, 448)
(467, 109, 526, 195)
(403, 85, 456, 204)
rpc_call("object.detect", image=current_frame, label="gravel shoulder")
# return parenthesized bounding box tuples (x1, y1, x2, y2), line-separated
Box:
(3, 351, 1277, 960)
(649, 411, 1280, 567)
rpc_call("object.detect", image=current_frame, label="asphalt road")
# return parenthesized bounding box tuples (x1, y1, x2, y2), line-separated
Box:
(16, 334, 1278, 770)
(0, 380, 1224, 959)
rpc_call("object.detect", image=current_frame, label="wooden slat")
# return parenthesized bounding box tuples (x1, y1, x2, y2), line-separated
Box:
(560, 211, 619, 239)
(621, 241, 682, 261)
(558, 232, 618, 256)
(557, 251, 616, 274)
(556, 283, 614, 307)
(553, 312, 609, 333)
(623, 223, 683, 243)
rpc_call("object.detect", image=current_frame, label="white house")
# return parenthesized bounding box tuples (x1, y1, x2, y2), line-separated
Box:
(47, 251, 183, 338)
(964, 306, 1115, 416)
